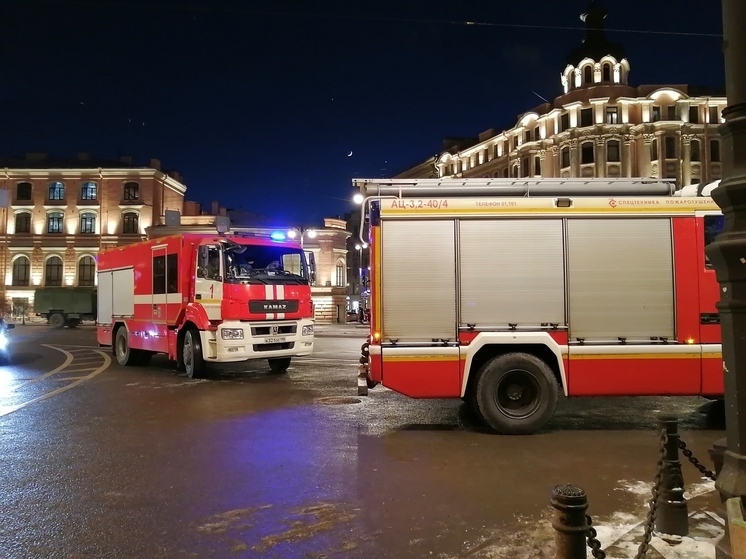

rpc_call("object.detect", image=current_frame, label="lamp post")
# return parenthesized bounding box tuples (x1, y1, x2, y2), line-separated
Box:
(287, 227, 317, 249)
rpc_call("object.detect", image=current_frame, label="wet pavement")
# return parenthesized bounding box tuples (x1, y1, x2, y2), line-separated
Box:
(0, 323, 725, 558)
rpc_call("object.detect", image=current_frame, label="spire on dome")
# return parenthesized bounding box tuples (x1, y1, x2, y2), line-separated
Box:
(566, 1, 626, 65)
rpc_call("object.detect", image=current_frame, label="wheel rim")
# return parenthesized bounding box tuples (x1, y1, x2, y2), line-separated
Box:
(494, 369, 541, 419)
(183, 332, 194, 374)
(116, 334, 127, 360)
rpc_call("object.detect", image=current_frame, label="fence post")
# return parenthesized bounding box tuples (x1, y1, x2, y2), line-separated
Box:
(655, 415, 689, 536)
(551, 484, 589, 559)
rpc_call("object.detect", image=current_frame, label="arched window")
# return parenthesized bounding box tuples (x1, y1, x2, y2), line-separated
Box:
(80, 212, 96, 234)
(607, 140, 620, 162)
(81, 181, 97, 200)
(511, 164, 519, 178)
(14, 212, 31, 234)
(45, 256, 63, 286)
(78, 256, 96, 286)
(561, 147, 570, 168)
(691, 140, 701, 162)
(122, 212, 139, 234)
(123, 182, 139, 201)
(602, 63, 611, 82)
(48, 181, 65, 201)
(583, 65, 593, 84)
(12, 256, 30, 286)
(47, 211, 64, 233)
(581, 141, 595, 164)
(335, 261, 345, 287)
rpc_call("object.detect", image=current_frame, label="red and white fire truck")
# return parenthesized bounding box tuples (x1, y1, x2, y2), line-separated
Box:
(96, 230, 315, 378)
(354, 177, 723, 434)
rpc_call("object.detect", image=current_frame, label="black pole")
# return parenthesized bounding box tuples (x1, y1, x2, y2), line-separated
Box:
(551, 484, 588, 559)
(655, 415, 689, 536)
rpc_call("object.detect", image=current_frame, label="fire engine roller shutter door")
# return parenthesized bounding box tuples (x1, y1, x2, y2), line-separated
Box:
(459, 219, 565, 327)
(381, 219, 457, 341)
(97, 271, 113, 323)
(566, 218, 674, 340)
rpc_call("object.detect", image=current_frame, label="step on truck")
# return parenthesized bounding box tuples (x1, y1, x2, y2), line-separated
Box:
(354, 177, 723, 434)
(96, 228, 316, 378)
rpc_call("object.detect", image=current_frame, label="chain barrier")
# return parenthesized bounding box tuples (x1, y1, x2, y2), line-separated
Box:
(585, 514, 606, 559)
(633, 428, 668, 559)
(678, 439, 718, 481)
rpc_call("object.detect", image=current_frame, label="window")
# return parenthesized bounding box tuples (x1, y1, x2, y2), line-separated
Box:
(80, 212, 96, 234)
(503, 168, 509, 178)
(666, 106, 677, 121)
(691, 140, 701, 162)
(511, 164, 518, 178)
(48, 181, 65, 201)
(606, 106, 618, 124)
(689, 106, 700, 124)
(81, 181, 97, 200)
(14, 212, 31, 234)
(533, 127, 540, 141)
(560, 113, 570, 132)
(78, 256, 96, 286)
(580, 107, 593, 127)
(651, 139, 658, 160)
(524, 131, 531, 143)
(521, 157, 529, 177)
(16, 182, 32, 201)
(581, 142, 594, 164)
(607, 140, 620, 162)
(534, 156, 541, 176)
(335, 262, 345, 287)
(47, 211, 64, 233)
(561, 147, 570, 168)
(153, 253, 178, 294)
(583, 65, 592, 84)
(665, 136, 676, 159)
(123, 182, 139, 201)
(12, 256, 30, 286)
(710, 140, 721, 162)
(45, 256, 63, 286)
(122, 212, 139, 234)
(704, 214, 725, 269)
(652, 106, 661, 122)
(709, 106, 720, 123)
(602, 63, 611, 82)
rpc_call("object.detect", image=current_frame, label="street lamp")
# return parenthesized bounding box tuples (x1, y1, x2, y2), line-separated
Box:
(287, 227, 317, 248)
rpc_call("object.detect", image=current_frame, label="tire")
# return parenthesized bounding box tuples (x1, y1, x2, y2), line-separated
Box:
(473, 352, 559, 435)
(268, 357, 291, 374)
(49, 313, 66, 329)
(183, 328, 206, 379)
(114, 326, 136, 366)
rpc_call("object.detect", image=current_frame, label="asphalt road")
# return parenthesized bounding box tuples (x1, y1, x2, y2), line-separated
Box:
(0, 325, 725, 559)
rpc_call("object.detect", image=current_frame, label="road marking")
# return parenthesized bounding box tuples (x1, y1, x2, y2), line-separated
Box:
(0, 346, 112, 417)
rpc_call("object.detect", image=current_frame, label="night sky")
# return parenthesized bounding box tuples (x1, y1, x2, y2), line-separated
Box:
(1, 0, 724, 225)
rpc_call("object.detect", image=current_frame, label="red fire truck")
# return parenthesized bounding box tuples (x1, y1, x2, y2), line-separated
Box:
(96, 230, 315, 378)
(353, 177, 723, 434)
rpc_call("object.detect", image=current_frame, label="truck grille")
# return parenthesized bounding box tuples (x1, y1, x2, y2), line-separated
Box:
(251, 324, 297, 336)
(253, 342, 295, 352)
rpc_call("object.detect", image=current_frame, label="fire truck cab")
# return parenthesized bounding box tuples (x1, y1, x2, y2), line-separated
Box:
(96, 231, 315, 378)
(354, 177, 723, 434)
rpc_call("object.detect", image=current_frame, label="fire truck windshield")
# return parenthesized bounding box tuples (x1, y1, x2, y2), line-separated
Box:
(223, 243, 309, 284)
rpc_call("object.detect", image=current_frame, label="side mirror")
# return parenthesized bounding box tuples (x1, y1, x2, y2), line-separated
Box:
(6, 324, 14, 330)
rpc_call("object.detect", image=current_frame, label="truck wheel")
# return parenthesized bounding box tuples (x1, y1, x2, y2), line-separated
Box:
(473, 352, 559, 435)
(114, 326, 138, 367)
(268, 357, 291, 373)
(49, 313, 66, 329)
(183, 329, 206, 379)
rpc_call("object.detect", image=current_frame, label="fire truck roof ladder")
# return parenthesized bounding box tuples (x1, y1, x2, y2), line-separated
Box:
(352, 178, 677, 198)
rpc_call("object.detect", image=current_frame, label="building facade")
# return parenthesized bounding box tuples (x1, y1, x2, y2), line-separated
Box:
(396, 3, 726, 189)
(0, 153, 191, 314)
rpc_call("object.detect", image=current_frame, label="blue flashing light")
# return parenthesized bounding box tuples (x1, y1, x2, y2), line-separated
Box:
(270, 231, 287, 241)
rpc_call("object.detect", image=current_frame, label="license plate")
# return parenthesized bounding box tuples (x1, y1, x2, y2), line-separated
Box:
(264, 337, 286, 344)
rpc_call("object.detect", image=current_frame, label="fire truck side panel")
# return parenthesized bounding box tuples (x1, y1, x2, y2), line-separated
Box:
(566, 218, 675, 341)
(380, 346, 461, 398)
(672, 217, 702, 345)
(458, 219, 566, 327)
(380, 220, 457, 342)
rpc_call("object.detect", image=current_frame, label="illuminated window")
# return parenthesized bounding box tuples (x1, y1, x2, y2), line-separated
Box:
(12, 256, 30, 286)
(691, 140, 701, 162)
(581, 142, 594, 164)
(335, 262, 345, 287)
(123, 182, 139, 201)
(48, 181, 65, 201)
(561, 147, 570, 168)
(122, 212, 139, 234)
(710, 140, 721, 162)
(45, 256, 63, 286)
(78, 256, 96, 286)
(16, 182, 32, 201)
(14, 212, 31, 234)
(81, 181, 97, 200)
(607, 140, 620, 162)
(605, 107, 618, 124)
(47, 211, 64, 233)
(80, 212, 96, 234)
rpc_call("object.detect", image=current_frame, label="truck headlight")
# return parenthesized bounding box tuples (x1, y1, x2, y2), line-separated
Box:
(302, 325, 314, 336)
(221, 328, 244, 340)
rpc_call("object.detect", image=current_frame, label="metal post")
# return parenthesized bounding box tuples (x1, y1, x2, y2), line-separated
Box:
(655, 415, 689, 536)
(551, 484, 589, 559)
(708, 2, 746, 558)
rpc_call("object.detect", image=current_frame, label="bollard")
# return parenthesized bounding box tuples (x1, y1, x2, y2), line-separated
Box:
(551, 484, 589, 559)
(655, 415, 689, 536)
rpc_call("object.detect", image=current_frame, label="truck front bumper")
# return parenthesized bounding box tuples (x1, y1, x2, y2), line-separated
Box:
(200, 319, 315, 363)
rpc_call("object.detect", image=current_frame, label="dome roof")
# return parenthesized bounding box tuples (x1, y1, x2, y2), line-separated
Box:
(566, 1, 626, 65)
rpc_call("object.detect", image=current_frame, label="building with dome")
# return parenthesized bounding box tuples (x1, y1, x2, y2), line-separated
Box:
(395, 1, 726, 188)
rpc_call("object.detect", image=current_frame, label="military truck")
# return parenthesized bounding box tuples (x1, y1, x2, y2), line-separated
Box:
(34, 287, 97, 328)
